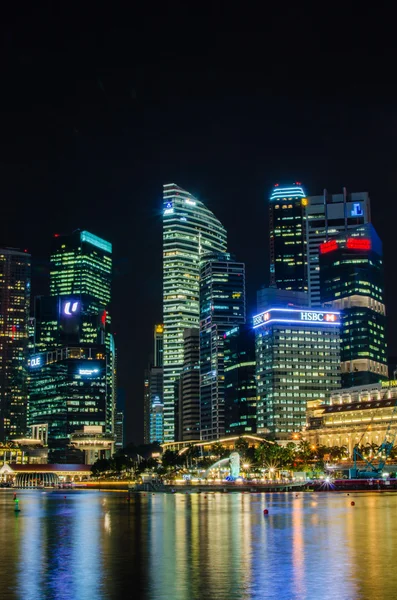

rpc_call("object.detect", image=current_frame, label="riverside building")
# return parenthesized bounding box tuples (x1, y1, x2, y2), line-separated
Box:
(162, 183, 227, 442)
(254, 306, 341, 439)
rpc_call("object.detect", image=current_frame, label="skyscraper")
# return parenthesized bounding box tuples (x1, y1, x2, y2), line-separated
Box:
(50, 230, 112, 311)
(179, 328, 200, 441)
(28, 345, 109, 462)
(143, 324, 164, 444)
(306, 189, 371, 307)
(0, 248, 31, 441)
(224, 325, 257, 436)
(200, 252, 246, 441)
(319, 224, 388, 386)
(254, 305, 341, 438)
(28, 231, 115, 460)
(269, 184, 307, 291)
(162, 183, 227, 442)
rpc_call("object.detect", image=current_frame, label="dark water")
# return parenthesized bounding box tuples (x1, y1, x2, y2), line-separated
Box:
(0, 489, 396, 599)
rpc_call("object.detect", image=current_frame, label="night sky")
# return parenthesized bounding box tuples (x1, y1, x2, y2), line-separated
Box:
(1, 7, 396, 443)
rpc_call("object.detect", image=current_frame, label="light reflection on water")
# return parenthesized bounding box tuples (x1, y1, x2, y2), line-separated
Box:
(1, 490, 397, 599)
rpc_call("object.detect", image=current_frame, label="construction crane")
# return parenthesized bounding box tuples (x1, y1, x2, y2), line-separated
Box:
(350, 393, 397, 479)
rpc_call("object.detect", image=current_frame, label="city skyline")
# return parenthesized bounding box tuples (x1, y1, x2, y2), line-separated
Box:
(1, 179, 396, 445)
(1, 12, 396, 446)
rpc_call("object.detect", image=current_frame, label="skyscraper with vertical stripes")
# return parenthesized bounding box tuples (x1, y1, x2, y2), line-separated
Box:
(162, 183, 227, 442)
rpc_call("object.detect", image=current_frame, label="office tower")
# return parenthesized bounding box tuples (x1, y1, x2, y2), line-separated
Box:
(257, 287, 309, 313)
(154, 324, 164, 367)
(114, 411, 124, 450)
(269, 183, 307, 292)
(163, 183, 227, 442)
(49, 230, 114, 434)
(179, 328, 200, 441)
(200, 252, 245, 441)
(306, 189, 371, 307)
(115, 389, 125, 450)
(143, 370, 151, 444)
(319, 224, 387, 386)
(50, 230, 112, 311)
(150, 397, 164, 443)
(143, 324, 164, 444)
(224, 325, 257, 435)
(0, 248, 31, 442)
(254, 304, 341, 439)
(28, 345, 110, 462)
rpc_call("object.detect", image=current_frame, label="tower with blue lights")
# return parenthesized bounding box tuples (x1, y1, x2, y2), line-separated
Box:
(254, 302, 341, 439)
(200, 252, 246, 441)
(28, 230, 115, 462)
(269, 183, 307, 291)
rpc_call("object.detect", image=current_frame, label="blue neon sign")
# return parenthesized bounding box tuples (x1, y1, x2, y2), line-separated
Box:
(29, 356, 41, 368)
(253, 307, 340, 329)
(351, 203, 363, 217)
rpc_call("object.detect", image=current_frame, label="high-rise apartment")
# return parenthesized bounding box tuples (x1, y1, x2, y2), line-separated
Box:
(306, 189, 370, 307)
(319, 224, 387, 386)
(254, 305, 341, 439)
(200, 252, 245, 441)
(163, 183, 227, 442)
(269, 184, 307, 291)
(0, 248, 31, 441)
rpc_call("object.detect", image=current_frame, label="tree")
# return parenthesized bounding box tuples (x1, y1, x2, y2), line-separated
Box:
(161, 449, 183, 470)
(91, 458, 110, 476)
(210, 442, 228, 459)
(234, 438, 249, 458)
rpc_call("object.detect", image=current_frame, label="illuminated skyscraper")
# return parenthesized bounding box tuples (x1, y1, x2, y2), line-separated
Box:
(200, 253, 245, 441)
(306, 189, 371, 307)
(50, 230, 111, 310)
(28, 231, 115, 460)
(320, 224, 387, 386)
(144, 324, 164, 444)
(162, 183, 227, 442)
(254, 305, 341, 438)
(0, 248, 31, 441)
(269, 184, 307, 291)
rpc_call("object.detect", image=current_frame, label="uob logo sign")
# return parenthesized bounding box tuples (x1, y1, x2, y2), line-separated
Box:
(64, 301, 79, 315)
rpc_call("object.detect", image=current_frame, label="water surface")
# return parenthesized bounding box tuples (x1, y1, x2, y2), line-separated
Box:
(0, 489, 394, 599)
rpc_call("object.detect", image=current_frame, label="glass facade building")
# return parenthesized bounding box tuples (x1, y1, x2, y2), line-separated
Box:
(28, 345, 108, 462)
(254, 307, 341, 439)
(224, 325, 257, 436)
(150, 397, 164, 444)
(179, 328, 200, 441)
(0, 248, 31, 441)
(163, 183, 227, 442)
(306, 189, 371, 307)
(50, 230, 112, 311)
(200, 253, 246, 441)
(269, 184, 307, 291)
(319, 224, 388, 386)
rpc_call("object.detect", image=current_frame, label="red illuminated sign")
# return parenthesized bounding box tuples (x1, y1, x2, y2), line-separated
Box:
(320, 240, 338, 254)
(346, 238, 371, 251)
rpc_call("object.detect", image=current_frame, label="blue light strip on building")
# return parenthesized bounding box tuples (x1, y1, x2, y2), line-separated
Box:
(270, 186, 306, 200)
(253, 307, 341, 329)
(80, 231, 112, 254)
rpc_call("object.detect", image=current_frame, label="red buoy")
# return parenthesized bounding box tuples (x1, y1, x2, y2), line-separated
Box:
(351, 501, 355, 506)
(263, 509, 269, 515)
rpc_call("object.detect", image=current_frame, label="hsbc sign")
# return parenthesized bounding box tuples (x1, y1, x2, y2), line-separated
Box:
(300, 312, 338, 322)
(253, 308, 340, 329)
